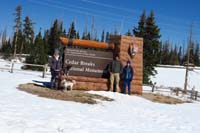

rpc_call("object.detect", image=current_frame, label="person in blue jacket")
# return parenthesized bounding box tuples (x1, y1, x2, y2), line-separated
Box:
(122, 60, 134, 95)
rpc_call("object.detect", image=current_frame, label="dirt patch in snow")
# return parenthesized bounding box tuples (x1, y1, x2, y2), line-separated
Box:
(18, 83, 113, 104)
(141, 93, 184, 104)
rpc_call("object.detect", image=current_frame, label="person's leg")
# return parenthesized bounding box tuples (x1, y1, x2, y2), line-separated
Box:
(51, 76, 55, 89)
(115, 73, 120, 92)
(128, 81, 131, 95)
(123, 80, 127, 94)
(50, 71, 55, 89)
(109, 73, 114, 91)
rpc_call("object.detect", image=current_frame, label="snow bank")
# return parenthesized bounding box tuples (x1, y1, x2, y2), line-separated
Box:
(0, 70, 200, 133)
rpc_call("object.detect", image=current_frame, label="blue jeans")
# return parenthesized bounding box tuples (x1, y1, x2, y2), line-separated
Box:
(50, 70, 59, 89)
(123, 80, 131, 95)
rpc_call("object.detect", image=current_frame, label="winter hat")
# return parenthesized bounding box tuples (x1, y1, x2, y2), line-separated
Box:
(54, 49, 59, 55)
(127, 60, 131, 64)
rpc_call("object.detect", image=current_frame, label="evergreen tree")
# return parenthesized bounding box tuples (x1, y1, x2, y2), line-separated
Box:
(101, 30, 105, 42)
(182, 41, 194, 65)
(105, 32, 110, 43)
(169, 45, 179, 65)
(82, 31, 87, 40)
(26, 30, 48, 70)
(126, 29, 132, 36)
(82, 31, 91, 40)
(1, 28, 10, 56)
(133, 10, 146, 37)
(35, 31, 48, 65)
(134, 10, 161, 84)
(2, 28, 7, 47)
(67, 21, 76, 39)
(76, 32, 80, 39)
(63, 29, 67, 37)
(48, 19, 64, 55)
(2, 38, 12, 58)
(194, 43, 200, 66)
(43, 29, 50, 58)
(178, 46, 183, 65)
(161, 41, 170, 64)
(145, 11, 161, 64)
(22, 16, 34, 54)
(190, 42, 195, 64)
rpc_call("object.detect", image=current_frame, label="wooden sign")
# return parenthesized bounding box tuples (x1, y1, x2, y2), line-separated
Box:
(64, 47, 113, 78)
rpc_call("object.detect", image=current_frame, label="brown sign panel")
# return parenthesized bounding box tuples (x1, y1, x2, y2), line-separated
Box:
(64, 47, 113, 78)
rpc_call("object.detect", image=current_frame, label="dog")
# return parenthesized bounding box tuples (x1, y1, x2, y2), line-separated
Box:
(60, 79, 76, 91)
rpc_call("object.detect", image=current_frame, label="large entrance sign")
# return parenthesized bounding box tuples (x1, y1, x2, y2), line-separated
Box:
(60, 36, 143, 94)
(64, 47, 113, 78)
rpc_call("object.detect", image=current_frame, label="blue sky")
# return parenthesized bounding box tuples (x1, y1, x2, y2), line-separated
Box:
(1, 0, 200, 45)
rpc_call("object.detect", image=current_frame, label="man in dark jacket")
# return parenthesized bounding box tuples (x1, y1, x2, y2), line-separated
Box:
(50, 49, 62, 88)
(122, 60, 134, 95)
(108, 56, 123, 92)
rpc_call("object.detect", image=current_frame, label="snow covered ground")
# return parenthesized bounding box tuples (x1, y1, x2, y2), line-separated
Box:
(151, 67, 200, 91)
(0, 61, 200, 133)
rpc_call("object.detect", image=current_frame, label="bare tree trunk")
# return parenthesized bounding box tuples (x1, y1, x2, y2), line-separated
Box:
(184, 25, 193, 93)
(13, 33, 18, 59)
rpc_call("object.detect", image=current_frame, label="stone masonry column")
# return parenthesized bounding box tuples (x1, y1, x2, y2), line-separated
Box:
(109, 35, 143, 94)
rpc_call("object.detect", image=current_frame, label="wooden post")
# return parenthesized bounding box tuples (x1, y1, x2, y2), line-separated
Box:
(176, 88, 179, 96)
(10, 62, 14, 73)
(190, 87, 195, 100)
(195, 91, 198, 100)
(152, 82, 156, 92)
(42, 64, 47, 78)
(184, 25, 193, 93)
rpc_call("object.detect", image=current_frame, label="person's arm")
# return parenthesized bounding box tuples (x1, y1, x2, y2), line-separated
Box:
(50, 58, 55, 71)
(108, 61, 112, 73)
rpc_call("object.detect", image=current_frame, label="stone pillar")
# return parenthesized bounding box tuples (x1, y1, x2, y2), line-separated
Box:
(109, 35, 143, 94)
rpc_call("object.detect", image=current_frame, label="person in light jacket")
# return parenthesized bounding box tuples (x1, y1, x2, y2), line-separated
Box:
(108, 55, 123, 92)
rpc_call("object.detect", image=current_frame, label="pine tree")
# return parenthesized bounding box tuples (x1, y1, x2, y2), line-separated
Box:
(134, 10, 161, 84)
(22, 16, 34, 54)
(48, 19, 64, 55)
(169, 45, 179, 65)
(126, 29, 132, 36)
(105, 32, 110, 43)
(1, 29, 12, 58)
(76, 32, 80, 39)
(26, 30, 48, 70)
(133, 10, 146, 37)
(161, 41, 170, 64)
(178, 46, 182, 65)
(67, 21, 76, 39)
(82, 31, 91, 40)
(194, 43, 200, 66)
(2, 28, 7, 47)
(101, 30, 105, 42)
(182, 41, 194, 65)
(35, 31, 48, 65)
(2, 38, 12, 58)
(43, 29, 49, 58)
(82, 31, 87, 40)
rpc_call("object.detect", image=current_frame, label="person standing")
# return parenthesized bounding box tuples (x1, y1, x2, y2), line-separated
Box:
(50, 49, 62, 88)
(122, 60, 134, 95)
(108, 55, 123, 92)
